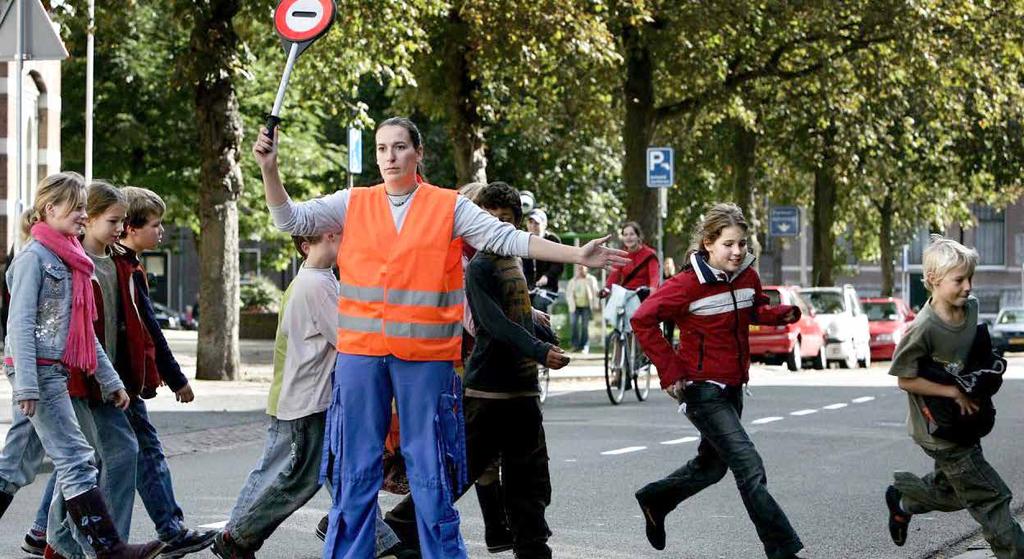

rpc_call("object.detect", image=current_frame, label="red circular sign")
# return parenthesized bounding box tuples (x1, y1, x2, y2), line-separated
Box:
(275, 0, 335, 43)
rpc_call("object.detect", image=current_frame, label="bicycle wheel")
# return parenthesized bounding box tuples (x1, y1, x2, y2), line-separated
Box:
(630, 332, 652, 401)
(538, 366, 550, 404)
(604, 331, 627, 405)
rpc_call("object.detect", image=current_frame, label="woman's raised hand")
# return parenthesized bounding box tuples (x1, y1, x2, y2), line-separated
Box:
(252, 127, 279, 170)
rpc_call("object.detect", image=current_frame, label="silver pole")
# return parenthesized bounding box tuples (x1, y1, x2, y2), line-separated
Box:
(14, 0, 24, 250)
(84, 0, 95, 182)
(270, 43, 299, 118)
(799, 207, 808, 286)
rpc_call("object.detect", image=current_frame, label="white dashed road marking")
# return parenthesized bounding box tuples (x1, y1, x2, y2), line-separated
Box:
(751, 417, 784, 425)
(601, 446, 647, 456)
(852, 396, 876, 403)
(790, 409, 817, 416)
(199, 520, 228, 530)
(660, 436, 699, 445)
(823, 403, 848, 410)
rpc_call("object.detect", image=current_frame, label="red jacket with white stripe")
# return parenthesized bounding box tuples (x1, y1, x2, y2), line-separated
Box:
(630, 252, 799, 388)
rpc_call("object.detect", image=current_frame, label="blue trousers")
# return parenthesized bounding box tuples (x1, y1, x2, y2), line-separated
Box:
(124, 397, 186, 541)
(321, 353, 467, 559)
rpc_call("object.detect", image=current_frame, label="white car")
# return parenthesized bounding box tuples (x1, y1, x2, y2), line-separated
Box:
(799, 285, 872, 369)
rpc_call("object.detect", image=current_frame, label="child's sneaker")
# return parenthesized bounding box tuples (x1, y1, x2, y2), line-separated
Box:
(22, 529, 46, 557)
(315, 514, 329, 541)
(886, 485, 911, 546)
(210, 531, 255, 559)
(159, 528, 217, 558)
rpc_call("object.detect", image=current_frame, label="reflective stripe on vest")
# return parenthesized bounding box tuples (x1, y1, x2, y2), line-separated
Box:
(336, 182, 464, 361)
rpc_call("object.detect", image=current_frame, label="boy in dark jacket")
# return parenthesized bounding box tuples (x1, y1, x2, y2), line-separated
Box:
(114, 187, 216, 557)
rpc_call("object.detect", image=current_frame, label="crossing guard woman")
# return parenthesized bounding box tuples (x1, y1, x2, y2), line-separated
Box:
(252, 117, 626, 559)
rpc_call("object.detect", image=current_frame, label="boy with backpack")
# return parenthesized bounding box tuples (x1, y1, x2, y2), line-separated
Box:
(885, 236, 1024, 558)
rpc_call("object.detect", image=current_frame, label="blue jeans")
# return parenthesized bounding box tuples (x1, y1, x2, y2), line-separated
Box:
(9, 364, 99, 500)
(48, 399, 139, 558)
(636, 383, 802, 559)
(227, 417, 292, 525)
(571, 308, 591, 350)
(124, 397, 185, 541)
(322, 353, 466, 559)
(31, 475, 57, 534)
(0, 399, 46, 496)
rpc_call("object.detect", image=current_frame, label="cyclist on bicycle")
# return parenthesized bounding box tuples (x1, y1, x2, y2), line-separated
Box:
(600, 221, 660, 302)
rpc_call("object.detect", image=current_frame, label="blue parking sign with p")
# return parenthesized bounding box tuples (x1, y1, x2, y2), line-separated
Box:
(646, 147, 673, 188)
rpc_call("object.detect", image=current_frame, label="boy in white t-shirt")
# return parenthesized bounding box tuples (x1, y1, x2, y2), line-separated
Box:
(213, 233, 410, 559)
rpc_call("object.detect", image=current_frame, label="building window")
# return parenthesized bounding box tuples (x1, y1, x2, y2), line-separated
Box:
(907, 227, 929, 266)
(240, 248, 262, 284)
(973, 206, 1005, 265)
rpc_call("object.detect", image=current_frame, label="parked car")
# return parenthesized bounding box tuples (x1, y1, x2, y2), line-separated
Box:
(990, 307, 1024, 353)
(749, 285, 827, 371)
(861, 297, 915, 361)
(152, 302, 182, 330)
(800, 285, 872, 369)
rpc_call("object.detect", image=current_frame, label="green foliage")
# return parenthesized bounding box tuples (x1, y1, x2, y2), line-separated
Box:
(240, 276, 283, 313)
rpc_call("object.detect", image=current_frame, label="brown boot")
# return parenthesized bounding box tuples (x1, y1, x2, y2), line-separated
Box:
(64, 487, 165, 559)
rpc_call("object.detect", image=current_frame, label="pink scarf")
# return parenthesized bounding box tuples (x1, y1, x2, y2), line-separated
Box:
(31, 222, 98, 373)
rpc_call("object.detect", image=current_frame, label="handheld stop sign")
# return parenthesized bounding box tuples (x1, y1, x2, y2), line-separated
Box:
(266, 0, 337, 138)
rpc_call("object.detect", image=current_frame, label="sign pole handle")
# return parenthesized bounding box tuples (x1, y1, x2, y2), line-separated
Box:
(266, 41, 300, 139)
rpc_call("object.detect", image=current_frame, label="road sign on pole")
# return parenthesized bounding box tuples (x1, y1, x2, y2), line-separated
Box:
(265, 0, 337, 138)
(646, 147, 674, 188)
(769, 206, 800, 237)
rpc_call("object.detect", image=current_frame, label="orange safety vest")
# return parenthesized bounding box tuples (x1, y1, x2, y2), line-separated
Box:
(336, 182, 464, 361)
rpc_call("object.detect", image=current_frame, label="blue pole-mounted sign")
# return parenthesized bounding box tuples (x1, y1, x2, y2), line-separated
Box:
(769, 206, 800, 237)
(646, 147, 674, 188)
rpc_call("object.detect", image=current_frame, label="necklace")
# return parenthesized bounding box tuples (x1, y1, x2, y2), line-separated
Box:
(386, 186, 417, 207)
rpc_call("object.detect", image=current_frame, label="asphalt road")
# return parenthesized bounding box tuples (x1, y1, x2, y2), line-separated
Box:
(2, 364, 1023, 559)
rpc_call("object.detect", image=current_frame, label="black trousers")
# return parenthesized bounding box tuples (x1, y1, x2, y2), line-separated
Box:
(388, 396, 552, 558)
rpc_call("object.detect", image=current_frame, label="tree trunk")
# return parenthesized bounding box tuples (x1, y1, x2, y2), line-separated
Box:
(190, 0, 242, 380)
(730, 121, 761, 260)
(878, 190, 895, 296)
(812, 127, 838, 287)
(443, 10, 487, 187)
(621, 22, 659, 239)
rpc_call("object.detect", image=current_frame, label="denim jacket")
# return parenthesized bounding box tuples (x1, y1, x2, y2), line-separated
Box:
(3, 240, 124, 402)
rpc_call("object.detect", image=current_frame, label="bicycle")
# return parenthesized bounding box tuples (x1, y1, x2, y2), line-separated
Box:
(602, 285, 652, 405)
(528, 287, 559, 404)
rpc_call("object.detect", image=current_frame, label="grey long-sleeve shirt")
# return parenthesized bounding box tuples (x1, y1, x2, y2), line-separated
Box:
(269, 188, 532, 257)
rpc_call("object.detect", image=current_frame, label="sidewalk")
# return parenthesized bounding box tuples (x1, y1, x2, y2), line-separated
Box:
(943, 509, 1024, 558)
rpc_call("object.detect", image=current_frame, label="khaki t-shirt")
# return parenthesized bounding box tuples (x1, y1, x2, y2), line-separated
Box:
(88, 251, 119, 364)
(888, 296, 977, 450)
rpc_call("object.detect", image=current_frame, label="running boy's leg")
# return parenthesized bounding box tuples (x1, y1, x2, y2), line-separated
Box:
(496, 397, 552, 558)
(930, 445, 1024, 559)
(894, 465, 964, 514)
(323, 353, 393, 559)
(390, 357, 467, 559)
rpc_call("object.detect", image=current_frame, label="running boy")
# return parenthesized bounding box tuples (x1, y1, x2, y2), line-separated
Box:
(213, 233, 412, 559)
(115, 187, 216, 557)
(885, 236, 1024, 558)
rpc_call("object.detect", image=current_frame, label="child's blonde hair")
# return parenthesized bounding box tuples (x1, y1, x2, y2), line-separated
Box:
(922, 234, 978, 291)
(684, 203, 749, 264)
(87, 181, 127, 219)
(121, 186, 166, 231)
(21, 172, 88, 238)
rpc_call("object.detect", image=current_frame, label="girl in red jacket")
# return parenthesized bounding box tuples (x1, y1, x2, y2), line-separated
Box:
(630, 203, 805, 559)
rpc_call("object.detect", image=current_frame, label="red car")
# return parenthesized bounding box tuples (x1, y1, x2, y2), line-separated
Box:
(749, 286, 827, 371)
(861, 297, 915, 361)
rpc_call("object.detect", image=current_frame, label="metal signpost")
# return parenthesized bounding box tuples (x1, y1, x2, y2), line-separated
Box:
(646, 147, 674, 272)
(265, 0, 337, 138)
